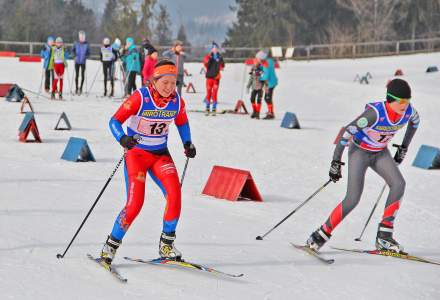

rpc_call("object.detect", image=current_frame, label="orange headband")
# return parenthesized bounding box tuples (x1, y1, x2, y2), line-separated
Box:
(153, 64, 177, 78)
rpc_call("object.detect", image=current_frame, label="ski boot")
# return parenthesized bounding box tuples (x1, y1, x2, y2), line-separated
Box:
(250, 111, 257, 119)
(255, 112, 260, 119)
(78, 88, 83, 96)
(211, 109, 217, 116)
(205, 108, 210, 116)
(100, 235, 121, 265)
(50, 92, 55, 100)
(104, 89, 107, 97)
(263, 112, 275, 120)
(306, 226, 331, 252)
(59, 93, 63, 100)
(75, 88, 79, 95)
(159, 232, 182, 260)
(375, 224, 404, 253)
(110, 86, 114, 97)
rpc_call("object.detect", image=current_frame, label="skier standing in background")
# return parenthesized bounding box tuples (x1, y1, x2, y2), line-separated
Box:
(100, 37, 118, 97)
(203, 42, 225, 116)
(121, 37, 141, 96)
(49, 37, 69, 100)
(40, 36, 54, 93)
(111, 38, 122, 86)
(100, 60, 196, 266)
(141, 41, 158, 86)
(305, 78, 419, 254)
(247, 58, 264, 119)
(72, 30, 90, 95)
(162, 40, 186, 95)
(257, 50, 278, 120)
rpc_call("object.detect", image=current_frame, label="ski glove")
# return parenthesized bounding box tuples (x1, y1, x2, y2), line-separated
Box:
(184, 142, 196, 158)
(329, 160, 345, 182)
(393, 144, 407, 164)
(119, 135, 138, 150)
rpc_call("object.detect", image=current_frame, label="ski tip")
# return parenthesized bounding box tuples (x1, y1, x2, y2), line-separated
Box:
(256, 236, 263, 240)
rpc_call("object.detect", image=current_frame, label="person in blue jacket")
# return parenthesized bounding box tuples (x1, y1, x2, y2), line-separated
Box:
(257, 50, 278, 120)
(121, 37, 141, 96)
(71, 30, 90, 95)
(40, 36, 54, 93)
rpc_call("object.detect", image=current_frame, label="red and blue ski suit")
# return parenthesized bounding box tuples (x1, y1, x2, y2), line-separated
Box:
(109, 85, 191, 240)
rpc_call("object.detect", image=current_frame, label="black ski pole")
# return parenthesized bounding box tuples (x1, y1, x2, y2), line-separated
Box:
(354, 183, 386, 242)
(180, 157, 190, 187)
(256, 179, 332, 240)
(56, 153, 126, 259)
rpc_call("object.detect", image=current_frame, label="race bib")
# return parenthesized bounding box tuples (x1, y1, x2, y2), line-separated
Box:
(137, 118, 171, 137)
(365, 129, 394, 145)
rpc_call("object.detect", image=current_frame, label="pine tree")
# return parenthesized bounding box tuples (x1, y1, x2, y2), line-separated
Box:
(155, 4, 172, 45)
(61, 0, 97, 42)
(177, 24, 191, 47)
(101, 0, 119, 40)
(137, 0, 156, 41)
(116, 0, 138, 41)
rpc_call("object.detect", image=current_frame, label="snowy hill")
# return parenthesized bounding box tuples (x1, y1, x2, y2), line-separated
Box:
(1, 53, 440, 299)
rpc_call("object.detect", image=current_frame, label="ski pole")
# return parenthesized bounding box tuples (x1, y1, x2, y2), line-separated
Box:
(180, 157, 190, 187)
(22, 87, 52, 101)
(354, 183, 386, 242)
(65, 61, 73, 101)
(87, 64, 101, 96)
(256, 179, 332, 240)
(56, 152, 126, 259)
(36, 68, 44, 100)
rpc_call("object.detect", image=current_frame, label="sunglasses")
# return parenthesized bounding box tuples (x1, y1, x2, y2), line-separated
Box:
(387, 93, 410, 104)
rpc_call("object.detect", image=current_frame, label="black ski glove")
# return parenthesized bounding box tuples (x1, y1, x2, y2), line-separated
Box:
(329, 160, 345, 182)
(119, 135, 138, 150)
(393, 144, 408, 164)
(184, 142, 196, 158)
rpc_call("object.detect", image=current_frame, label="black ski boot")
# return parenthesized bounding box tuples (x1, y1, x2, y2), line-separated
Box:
(59, 93, 63, 100)
(159, 232, 182, 260)
(263, 112, 275, 120)
(306, 226, 331, 251)
(376, 224, 404, 253)
(100, 235, 121, 265)
(250, 111, 256, 119)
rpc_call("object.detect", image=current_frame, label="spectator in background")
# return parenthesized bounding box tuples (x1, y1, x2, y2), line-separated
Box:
(72, 30, 90, 95)
(100, 37, 118, 97)
(40, 36, 54, 93)
(162, 40, 186, 95)
(246, 58, 264, 119)
(141, 41, 158, 86)
(203, 42, 225, 116)
(121, 37, 141, 96)
(257, 50, 278, 120)
(111, 38, 122, 84)
(49, 37, 69, 100)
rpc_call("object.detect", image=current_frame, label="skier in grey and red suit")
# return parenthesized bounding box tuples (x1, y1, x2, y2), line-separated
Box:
(306, 78, 419, 254)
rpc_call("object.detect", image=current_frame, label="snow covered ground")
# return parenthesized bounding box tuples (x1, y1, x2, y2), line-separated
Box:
(1, 53, 439, 299)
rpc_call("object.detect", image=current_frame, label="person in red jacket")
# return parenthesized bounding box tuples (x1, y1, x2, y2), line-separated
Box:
(142, 42, 158, 86)
(101, 60, 196, 266)
(203, 42, 225, 116)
